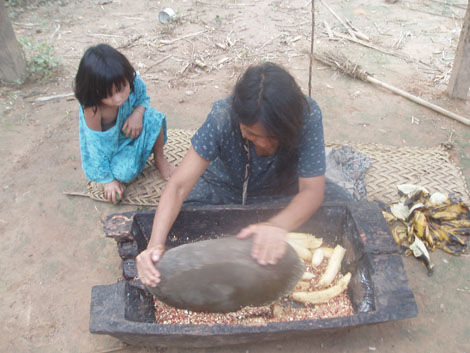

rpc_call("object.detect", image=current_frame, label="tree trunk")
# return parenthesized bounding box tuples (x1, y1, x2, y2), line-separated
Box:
(0, 1, 27, 82)
(447, 1, 470, 99)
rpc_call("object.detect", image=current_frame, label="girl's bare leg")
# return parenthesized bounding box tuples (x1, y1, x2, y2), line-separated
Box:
(153, 128, 176, 180)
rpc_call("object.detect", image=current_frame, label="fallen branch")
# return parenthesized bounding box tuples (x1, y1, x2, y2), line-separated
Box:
(324, 20, 334, 39)
(36, 93, 75, 102)
(329, 30, 411, 62)
(195, 0, 253, 7)
(328, 29, 443, 73)
(49, 24, 61, 39)
(345, 19, 369, 41)
(86, 33, 126, 38)
(319, 0, 356, 38)
(160, 30, 208, 45)
(315, 50, 470, 126)
(260, 33, 285, 49)
(402, 4, 463, 20)
(275, 21, 311, 27)
(429, 0, 467, 9)
(144, 54, 173, 72)
(318, 0, 369, 41)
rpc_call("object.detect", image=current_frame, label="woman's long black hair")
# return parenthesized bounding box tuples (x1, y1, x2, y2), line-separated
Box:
(231, 62, 308, 188)
(74, 43, 136, 113)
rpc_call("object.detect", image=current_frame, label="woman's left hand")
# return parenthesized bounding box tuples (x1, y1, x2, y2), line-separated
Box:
(122, 110, 143, 139)
(237, 222, 287, 265)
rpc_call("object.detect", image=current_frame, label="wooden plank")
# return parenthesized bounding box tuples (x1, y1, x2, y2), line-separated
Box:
(448, 1, 470, 99)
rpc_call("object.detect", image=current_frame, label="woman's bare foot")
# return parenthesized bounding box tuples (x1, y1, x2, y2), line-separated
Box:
(155, 155, 176, 181)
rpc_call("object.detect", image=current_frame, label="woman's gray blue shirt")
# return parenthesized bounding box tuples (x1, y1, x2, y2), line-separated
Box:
(187, 96, 325, 205)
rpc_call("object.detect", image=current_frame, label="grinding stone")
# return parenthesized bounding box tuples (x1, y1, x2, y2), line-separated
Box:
(145, 236, 304, 313)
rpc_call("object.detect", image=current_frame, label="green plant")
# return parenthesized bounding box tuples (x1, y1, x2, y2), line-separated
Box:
(18, 36, 60, 82)
(0, 87, 16, 102)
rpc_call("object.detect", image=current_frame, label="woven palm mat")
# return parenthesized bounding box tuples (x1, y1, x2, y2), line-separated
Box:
(64, 129, 194, 206)
(64, 129, 470, 205)
(327, 142, 469, 203)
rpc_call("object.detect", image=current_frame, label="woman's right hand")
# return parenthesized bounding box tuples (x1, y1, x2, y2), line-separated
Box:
(103, 180, 124, 204)
(136, 245, 165, 287)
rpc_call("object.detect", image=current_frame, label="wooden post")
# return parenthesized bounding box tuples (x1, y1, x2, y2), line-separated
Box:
(308, 0, 315, 97)
(0, 1, 26, 82)
(447, 1, 470, 99)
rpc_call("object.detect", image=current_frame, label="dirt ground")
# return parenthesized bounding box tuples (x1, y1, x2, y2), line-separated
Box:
(1, 0, 470, 352)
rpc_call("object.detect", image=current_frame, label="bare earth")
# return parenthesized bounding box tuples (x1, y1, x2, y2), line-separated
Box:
(1, 0, 470, 352)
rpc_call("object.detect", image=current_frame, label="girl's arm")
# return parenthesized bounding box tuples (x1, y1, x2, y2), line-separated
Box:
(237, 175, 325, 265)
(132, 75, 150, 108)
(136, 146, 210, 287)
(122, 105, 145, 139)
(83, 106, 102, 131)
(123, 75, 149, 138)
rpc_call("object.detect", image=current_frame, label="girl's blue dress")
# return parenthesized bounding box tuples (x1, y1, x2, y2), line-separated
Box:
(78, 74, 166, 184)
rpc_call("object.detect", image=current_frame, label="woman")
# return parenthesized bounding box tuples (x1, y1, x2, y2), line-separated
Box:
(137, 62, 352, 287)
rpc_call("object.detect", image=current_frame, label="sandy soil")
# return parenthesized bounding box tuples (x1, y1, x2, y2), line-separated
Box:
(1, 0, 469, 352)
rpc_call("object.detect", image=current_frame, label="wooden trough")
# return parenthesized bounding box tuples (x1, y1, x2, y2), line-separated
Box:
(90, 201, 417, 348)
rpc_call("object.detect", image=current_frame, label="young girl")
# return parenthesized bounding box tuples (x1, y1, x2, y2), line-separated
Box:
(74, 43, 175, 204)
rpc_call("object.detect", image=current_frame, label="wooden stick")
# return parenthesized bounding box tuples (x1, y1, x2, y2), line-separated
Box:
(87, 33, 126, 38)
(329, 30, 442, 72)
(404, 4, 463, 20)
(144, 54, 173, 72)
(308, 0, 315, 97)
(324, 20, 334, 39)
(315, 51, 470, 126)
(36, 92, 75, 102)
(63, 191, 89, 197)
(345, 19, 369, 41)
(429, 0, 467, 9)
(330, 30, 411, 62)
(319, 0, 357, 39)
(160, 30, 208, 45)
(318, 0, 369, 40)
(260, 33, 284, 50)
(366, 76, 470, 126)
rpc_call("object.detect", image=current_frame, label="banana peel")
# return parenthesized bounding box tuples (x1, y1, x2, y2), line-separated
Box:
(389, 220, 408, 246)
(409, 236, 434, 275)
(382, 184, 470, 274)
(430, 203, 470, 221)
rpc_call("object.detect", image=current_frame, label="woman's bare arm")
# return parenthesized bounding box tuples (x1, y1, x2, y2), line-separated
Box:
(267, 174, 325, 231)
(136, 146, 210, 286)
(148, 146, 210, 247)
(237, 175, 325, 265)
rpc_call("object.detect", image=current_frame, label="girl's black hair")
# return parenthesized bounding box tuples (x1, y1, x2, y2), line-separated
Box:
(231, 62, 308, 188)
(74, 43, 136, 112)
